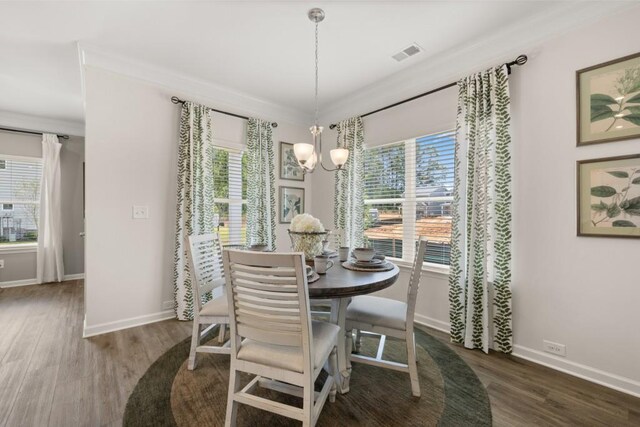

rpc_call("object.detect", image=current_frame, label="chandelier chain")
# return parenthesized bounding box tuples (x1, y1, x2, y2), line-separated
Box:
(314, 21, 319, 126)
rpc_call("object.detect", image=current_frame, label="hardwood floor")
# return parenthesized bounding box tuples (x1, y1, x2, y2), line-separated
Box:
(1, 280, 638, 426)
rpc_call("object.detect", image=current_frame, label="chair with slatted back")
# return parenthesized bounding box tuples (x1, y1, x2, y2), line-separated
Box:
(185, 233, 230, 370)
(345, 237, 428, 397)
(222, 250, 339, 427)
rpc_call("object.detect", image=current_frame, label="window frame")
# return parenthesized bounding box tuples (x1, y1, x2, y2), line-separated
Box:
(363, 131, 454, 276)
(0, 154, 42, 251)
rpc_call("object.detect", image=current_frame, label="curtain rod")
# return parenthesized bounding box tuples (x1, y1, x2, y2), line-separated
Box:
(170, 96, 278, 128)
(328, 54, 528, 129)
(0, 126, 70, 140)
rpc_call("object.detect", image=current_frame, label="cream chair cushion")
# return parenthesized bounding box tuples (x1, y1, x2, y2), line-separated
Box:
(237, 320, 340, 373)
(199, 294, 228, 317)
(346, 295, 407, 331)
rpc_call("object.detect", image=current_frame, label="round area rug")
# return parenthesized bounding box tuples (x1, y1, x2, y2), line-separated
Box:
(124, 327, 491, 426)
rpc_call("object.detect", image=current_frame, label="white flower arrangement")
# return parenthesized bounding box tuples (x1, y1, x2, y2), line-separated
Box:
(289, 214, 327, 260)
(290, 213, 325, 233)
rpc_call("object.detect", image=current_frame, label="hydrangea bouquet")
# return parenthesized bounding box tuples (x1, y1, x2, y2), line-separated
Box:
(288, 213, 328, 261)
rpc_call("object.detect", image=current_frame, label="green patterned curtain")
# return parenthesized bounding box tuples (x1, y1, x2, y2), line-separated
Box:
(449, 65, 513, 354)
(334, 116, 365, 248)
(246, 118, 276, 250)
(173, 102, 216, 320)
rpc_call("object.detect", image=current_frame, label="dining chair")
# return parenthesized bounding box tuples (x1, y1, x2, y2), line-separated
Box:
(222, 250, 339, 427)
(345, 237, 428, 397)
(185, 233, 230, 371)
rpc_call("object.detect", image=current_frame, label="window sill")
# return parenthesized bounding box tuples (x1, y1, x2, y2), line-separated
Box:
(388, 257, 450, 277)
(0, 244, 37, 254)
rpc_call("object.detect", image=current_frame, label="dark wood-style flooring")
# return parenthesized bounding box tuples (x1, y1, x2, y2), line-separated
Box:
(1, 281, 638, 426)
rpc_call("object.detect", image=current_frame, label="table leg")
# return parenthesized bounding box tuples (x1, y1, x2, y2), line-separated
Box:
(330, 297, 352, 394)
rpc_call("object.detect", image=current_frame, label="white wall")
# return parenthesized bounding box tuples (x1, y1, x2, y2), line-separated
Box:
(312, 9, 640, 395)
(0, 130, 85, 284)
(83, 67, 311, 335)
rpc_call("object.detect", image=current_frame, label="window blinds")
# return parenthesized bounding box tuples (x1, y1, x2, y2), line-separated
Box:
(211, 147, 246, 246)
(0, 157, 42, 244)
(363, 130, 455, 266)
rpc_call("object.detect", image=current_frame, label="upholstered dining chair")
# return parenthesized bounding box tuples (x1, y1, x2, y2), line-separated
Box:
(345, 237, 428, 397)
(222, 250, 339, 427)
(185, 233, 230, 370)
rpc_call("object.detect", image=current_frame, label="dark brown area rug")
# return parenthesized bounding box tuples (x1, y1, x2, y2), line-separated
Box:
(124, 327, 491, 426)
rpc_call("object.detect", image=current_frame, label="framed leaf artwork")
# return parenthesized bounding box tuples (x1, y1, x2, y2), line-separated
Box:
(280, 141, 304, 181)
(577, 154, 640, 238)
(577, 52, 640, 146)
(279, 186, 305, 224)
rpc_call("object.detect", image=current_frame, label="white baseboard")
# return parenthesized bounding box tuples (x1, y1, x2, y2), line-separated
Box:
(0, 273, 85, 288)
(83, 309, 176, 338)
(413, 313, 640, 398)
(414, 313, 451, 334)
(0, 278, 39, 288)
(512, 344, 640, 398)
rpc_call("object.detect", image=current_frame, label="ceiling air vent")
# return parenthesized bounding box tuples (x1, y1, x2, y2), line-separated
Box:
(392, 43, 422, 62)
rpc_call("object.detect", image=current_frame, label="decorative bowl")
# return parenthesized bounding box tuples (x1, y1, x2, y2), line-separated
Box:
(288, 230, 329, 261)
(352, 247, 375, 262)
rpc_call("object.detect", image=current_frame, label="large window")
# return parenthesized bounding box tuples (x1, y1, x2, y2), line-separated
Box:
(0, 156, 42, 245)
(363, 130, 455, 267)
(212, 146, 247, 246)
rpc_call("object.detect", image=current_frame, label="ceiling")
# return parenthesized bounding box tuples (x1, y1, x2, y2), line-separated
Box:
(0, 1, 634, 128)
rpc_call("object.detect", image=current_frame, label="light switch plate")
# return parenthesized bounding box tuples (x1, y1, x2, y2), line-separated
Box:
(132, 205, 149, 219)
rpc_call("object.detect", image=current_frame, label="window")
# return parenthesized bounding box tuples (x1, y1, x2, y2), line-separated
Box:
(0, 156, 42, 245)
(211, 146, 247, 246)
(363, 130, 455, 267)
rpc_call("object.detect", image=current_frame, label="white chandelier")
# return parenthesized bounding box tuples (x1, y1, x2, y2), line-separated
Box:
(294, 8, 349, 173)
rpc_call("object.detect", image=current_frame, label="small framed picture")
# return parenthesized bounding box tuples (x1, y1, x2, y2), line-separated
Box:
(577, 154, 640, 238)
(280, 141, 305, 181)
(279, 186, 305, 223)
(577, 52, 640, 146)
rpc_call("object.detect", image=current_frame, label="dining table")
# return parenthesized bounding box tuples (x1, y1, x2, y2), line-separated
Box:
(307, 261, 400, 394)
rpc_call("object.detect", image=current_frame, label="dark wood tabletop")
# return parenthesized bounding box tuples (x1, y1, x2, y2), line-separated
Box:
(308, 263, 400, 299)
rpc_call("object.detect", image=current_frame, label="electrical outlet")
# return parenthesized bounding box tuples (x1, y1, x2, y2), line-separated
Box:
(543, 340, 566, 357)
(162, 300, 174, 311)
(132, 205, 149, 219)
(0, 259, 4, 269)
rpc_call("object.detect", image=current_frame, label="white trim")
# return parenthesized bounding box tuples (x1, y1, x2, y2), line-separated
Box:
(0, 278, 38, 288)
(82, 309, 176, 338)
(414, 314, 451, 334)
(78, 43, 311, 126)
(413, 315, 640, 398)
(0, 244, 37, 254)
(393, 257, 450, 277)
(0, 154, 43, 163)
(0, 110, 84, 137)
(512, 345, 640, 399)
(63, 273, 85, 281)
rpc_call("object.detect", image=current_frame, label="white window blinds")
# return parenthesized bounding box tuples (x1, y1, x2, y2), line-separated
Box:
(212, 147, 247, 246)
(0, 156, 42, 245)
(363, 130, 454, 266)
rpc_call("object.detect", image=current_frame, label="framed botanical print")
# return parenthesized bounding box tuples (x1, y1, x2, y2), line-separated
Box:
(279, 186, 305, 223)
(577, 52, 640, 146)
(280, 141, 304, 181)
(577, 154, 640, 238)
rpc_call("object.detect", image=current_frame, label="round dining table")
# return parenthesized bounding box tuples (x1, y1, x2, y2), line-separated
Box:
(307, 262, 400, 394)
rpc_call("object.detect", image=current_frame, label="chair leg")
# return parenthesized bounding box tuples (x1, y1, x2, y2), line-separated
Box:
(218, 323, 226, 343)
(224, 369, 240, 427)
(302, 376, 314, 427)
(354, 329, 362, 353)
(329, 346, 338, 403)
(407, 331, 420, 397)
(188, 320, 201, 371)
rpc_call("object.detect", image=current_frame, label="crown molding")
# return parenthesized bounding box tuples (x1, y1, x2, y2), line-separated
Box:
(78, 43, 312, 126)
(320, 1, 639, 124)
(0, 110, 85, 137)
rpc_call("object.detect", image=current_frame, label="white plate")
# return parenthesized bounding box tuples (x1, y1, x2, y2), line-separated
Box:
(350, 258, 383, 267)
